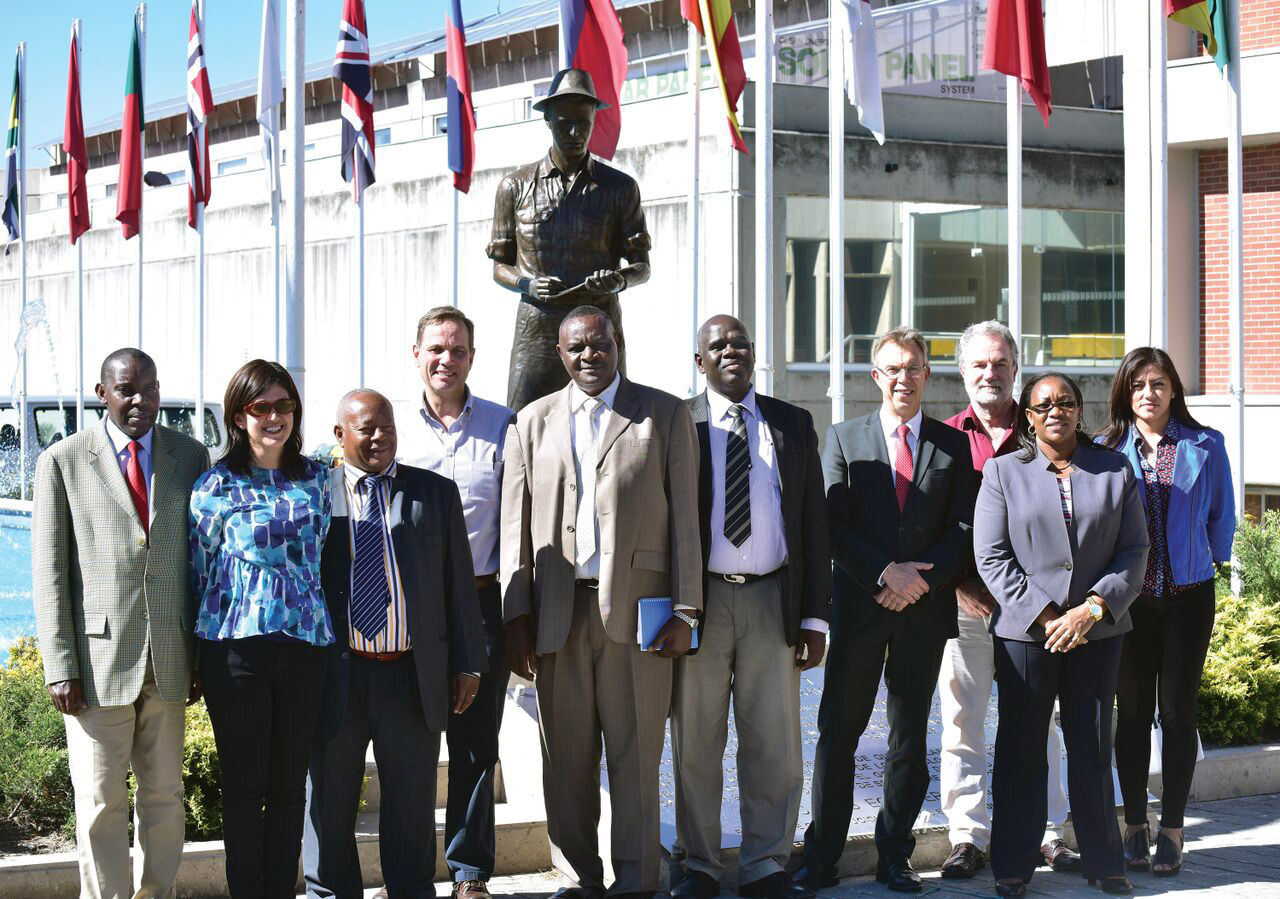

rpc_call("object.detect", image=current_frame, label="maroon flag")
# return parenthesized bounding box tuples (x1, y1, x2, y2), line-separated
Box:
(983, 0, 1052, 127)
(64, 24, 89, 244)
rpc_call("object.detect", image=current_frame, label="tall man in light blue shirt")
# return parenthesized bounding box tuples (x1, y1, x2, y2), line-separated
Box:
(398, 307, 515, 899)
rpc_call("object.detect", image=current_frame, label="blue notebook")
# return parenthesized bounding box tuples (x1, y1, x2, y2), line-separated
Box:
(637, 597, 699, 651)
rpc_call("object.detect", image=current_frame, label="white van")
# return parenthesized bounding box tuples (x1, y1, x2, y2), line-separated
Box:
(0, 396, 227, 500)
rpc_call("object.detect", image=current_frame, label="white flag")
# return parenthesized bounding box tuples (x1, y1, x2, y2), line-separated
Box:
(840, 0, 885, 145)
(257, 0, 283, 214)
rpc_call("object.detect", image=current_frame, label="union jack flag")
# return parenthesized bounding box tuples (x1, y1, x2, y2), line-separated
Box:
(333, 0, 375, 204)
(186, 0, 214, 229)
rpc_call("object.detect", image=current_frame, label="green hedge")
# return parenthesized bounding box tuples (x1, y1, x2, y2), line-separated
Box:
(0, 638, 223, 845)
(1197, 511, 1280, 746)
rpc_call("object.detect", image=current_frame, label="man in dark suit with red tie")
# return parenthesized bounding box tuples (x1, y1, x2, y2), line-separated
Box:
(797, 327, 978, 894)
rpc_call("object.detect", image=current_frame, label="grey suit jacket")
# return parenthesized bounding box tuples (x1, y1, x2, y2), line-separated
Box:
(32, 421, 211, 706)
(974, 441, 1149, 642)
(501, 377, 703, 655)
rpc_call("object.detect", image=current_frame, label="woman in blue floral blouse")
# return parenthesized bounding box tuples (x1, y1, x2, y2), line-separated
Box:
(189, 359, 332, 898)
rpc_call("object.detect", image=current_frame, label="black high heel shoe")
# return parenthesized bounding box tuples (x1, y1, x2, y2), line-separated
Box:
(1123, 826, 1151, 872)
(1086, 875, 1134, 895)
(1153, 830, 1184, 877)
(994, 879, 1026, 897)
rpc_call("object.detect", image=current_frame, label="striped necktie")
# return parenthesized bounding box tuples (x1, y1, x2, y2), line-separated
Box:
(350, 473, 392, 640)
(723, 403, 752, 547)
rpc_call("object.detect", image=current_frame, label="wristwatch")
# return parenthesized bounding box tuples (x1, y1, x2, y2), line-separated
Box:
(1086, 596, 1105, 622)
(672, 609, 699, 630)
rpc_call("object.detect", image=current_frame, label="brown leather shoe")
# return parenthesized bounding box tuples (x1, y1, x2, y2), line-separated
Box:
(454, 881, 494, 899)
(1041, 838, 1081, 871)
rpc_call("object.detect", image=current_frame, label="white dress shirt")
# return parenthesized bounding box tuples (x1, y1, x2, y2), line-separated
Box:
(707, 388, 827, 635)
(570, 373, 621, 579)
(877, 405, 924, 587)
(397, 389, 514, 577)
(706, 387, 786, 575)
(104, 416, 154, 503)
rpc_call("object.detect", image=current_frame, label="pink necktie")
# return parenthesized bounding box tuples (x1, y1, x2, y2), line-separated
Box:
(894, 424, 912, 513)
(126, 440, 149, 535)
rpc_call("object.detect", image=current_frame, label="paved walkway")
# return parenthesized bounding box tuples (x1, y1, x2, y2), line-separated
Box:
(343, 793, 1280, 898)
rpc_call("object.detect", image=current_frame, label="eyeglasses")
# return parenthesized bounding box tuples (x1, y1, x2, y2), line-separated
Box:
(874, 364, 927, 380)
(1027, 399, 1079, 416)
(244, 398, 297, 417)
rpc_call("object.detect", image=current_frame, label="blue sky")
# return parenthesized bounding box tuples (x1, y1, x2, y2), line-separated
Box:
(0, 1, 510, 151)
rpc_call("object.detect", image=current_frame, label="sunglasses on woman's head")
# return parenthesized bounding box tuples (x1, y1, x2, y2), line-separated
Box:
(244, 398, 297, 417)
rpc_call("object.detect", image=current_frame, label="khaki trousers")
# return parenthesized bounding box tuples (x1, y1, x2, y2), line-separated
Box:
(536, 585, 673, 895)
(63, 656, 187, 899)
(671, 574, 803, 883)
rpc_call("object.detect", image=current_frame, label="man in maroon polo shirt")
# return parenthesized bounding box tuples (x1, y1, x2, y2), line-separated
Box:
(937, 321, 1080, 880)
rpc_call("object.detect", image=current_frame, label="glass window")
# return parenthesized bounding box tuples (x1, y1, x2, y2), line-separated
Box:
(783, 197, 1123, 368)
(374, 127, 392, 146)
(217, 158, 248, 176)
(159, 407, 221, 448)
(105, 183, 117, 197)
(433, 114, 448, 136)
(34, 407, 74, 449)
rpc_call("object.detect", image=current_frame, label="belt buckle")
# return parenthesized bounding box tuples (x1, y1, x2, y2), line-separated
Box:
(725, 574, 747, 584)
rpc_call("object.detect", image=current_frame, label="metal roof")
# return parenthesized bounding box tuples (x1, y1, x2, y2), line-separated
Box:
(52, 0, 661, 148)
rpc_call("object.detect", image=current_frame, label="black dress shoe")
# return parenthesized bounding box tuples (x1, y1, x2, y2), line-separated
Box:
(1123, 826, 1151, 872)
(1086, 875, 1134, 895)
(791, 864, 838, 892)
(1041, 838, 1081, 871)
(738, 872, 814, 899)
(874, 858, 923, 894)
(671, 871, 719, 899)
(994, 880, 1026, 898)
(940, 842, 986, 879)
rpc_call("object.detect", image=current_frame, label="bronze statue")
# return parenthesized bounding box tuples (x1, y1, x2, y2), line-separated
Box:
(486, 68, 651, 411)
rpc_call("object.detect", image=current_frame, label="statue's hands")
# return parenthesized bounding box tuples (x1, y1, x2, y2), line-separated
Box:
(531, 276, 565, 299)
(585, 269, 626, 294)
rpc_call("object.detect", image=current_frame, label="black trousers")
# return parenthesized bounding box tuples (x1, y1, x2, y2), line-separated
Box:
(444, 582, 511, 882)
(1114, 581, 1216, 829)
(803, 615, 946, 866)
(201, 637, 327, 899)
(991, 635, 1124, 882)
(303, 653, 439, 899)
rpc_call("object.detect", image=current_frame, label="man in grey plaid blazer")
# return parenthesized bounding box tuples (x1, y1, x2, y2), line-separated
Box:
(33, 349, 210, 899)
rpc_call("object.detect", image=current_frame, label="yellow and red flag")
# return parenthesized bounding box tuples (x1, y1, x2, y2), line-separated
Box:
(683, 0, 747, 154)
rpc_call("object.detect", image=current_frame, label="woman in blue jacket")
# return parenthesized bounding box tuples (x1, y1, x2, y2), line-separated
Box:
(1100, 347, 1235, 879)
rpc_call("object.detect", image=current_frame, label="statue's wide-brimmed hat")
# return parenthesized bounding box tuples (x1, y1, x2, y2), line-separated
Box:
(532, 68, 611, 112)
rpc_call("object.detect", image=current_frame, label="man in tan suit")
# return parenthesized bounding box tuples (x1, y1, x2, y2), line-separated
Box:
(33, 349, 210, 899)
(502, 305, 702, 899)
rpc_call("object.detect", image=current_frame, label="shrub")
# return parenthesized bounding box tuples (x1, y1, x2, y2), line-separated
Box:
(1196, 515, 1280, 746)
(0, 638, 225, 844)
(0, 637, 75, 838)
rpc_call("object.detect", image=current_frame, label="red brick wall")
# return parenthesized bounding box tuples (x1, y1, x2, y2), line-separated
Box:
(1199, 144, 1280, 394)
(1241, 0, 1280, 53)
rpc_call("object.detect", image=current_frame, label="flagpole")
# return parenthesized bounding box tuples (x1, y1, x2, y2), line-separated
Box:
(559, 3, 569, 69)
(285, 0, 306, 404)
(1006, 74, 1022, 393)
(73, 21, 84, 434)
(195, 0, 206, 446)
(1225, 1, 1244, 595)
(828, 6, 844, 426)
(754, 0, 774, 396)
(1150, 0, 1168, 348)
(272, 116, 282, 360)
(17, 41, 28, 501)
(136, 3, 146, 348)
(688, 21, 701, 397)
(451, 188, 460, 307)
(355, 196, 364, 384)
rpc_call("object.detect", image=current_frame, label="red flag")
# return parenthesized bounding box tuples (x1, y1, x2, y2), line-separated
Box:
(64, 24, 89, 244)
(186, 0, 214, 228)
(686, 0, 747, 154)
(560, 0, 628, 160)
(983, 0, 1051, 127)
(116, 15, 144, 239)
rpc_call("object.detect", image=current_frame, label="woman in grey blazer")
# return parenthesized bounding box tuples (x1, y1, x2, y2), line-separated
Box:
(974, 372, 1149, 897)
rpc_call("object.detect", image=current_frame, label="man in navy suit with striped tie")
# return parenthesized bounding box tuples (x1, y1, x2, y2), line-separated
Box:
(304, 389, 487, 899)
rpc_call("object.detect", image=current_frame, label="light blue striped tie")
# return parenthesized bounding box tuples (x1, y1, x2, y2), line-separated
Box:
(350, 474, 391, 640)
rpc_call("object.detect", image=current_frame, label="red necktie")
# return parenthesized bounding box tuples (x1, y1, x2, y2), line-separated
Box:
(894, 424, 912, 513)
(126, 440, 149, 535)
